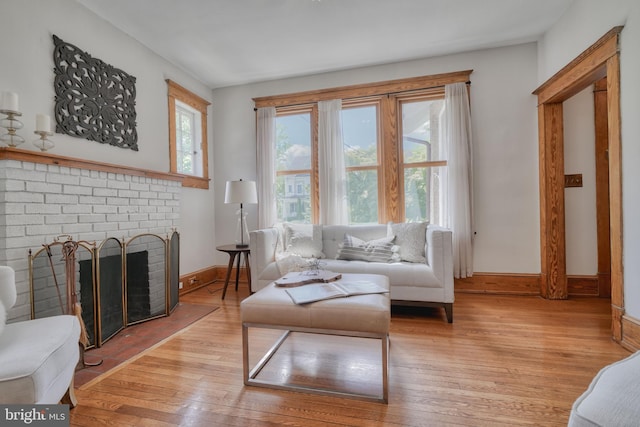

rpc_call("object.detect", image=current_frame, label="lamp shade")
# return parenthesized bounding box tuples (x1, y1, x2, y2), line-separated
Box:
(224, 180, 257, 204)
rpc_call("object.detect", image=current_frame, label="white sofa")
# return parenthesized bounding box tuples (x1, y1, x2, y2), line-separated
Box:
(249, 223, 454, 322)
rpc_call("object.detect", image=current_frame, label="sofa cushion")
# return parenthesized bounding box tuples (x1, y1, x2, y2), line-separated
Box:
(336, 234, 398, 262)
(283, 223, 325, 258)
(387, 222, 428, 263)
(323, 260, 441, 289)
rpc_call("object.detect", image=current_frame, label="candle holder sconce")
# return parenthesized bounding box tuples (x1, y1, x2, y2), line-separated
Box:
(33, 130, 54, 152)
(0, 109, 25, 147)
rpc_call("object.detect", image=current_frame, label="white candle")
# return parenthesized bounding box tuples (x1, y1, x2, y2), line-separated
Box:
(36, 114, 51, 133)
(2, 91, 19, 112)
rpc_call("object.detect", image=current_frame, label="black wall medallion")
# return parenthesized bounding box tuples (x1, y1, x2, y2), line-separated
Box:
(53, 35, 138, 151)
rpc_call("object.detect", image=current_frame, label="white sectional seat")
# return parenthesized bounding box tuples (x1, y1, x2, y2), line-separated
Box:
(569, 351, 640, 427)
(249, 222, 454, 322)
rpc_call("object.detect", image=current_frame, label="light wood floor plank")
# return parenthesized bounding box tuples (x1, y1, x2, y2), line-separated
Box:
(70, 282, 630, 426)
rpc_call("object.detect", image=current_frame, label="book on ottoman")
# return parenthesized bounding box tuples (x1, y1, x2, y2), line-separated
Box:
(285, 280, 389, 305)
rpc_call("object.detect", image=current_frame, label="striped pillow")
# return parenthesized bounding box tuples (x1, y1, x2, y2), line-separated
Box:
(336, 234, 397, 262)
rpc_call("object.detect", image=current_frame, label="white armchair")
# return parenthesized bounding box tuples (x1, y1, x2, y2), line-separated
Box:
(0, 266, 81, 406)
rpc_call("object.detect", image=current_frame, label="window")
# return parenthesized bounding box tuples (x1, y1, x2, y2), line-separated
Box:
(342, 102, 381, 224)
(256, 71, 471, 224)
(175, 101, 202, 177)
(167, 79, 211, 189)
(275, 108, 315, 223)
(399, 97, 446, 223)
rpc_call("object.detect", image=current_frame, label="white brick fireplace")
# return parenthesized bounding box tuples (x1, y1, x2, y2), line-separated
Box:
(0, 148, 182, 321)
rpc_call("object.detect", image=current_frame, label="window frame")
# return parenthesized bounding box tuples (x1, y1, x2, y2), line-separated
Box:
(255, 70, 471, 223)
(167, 79, 211, 189)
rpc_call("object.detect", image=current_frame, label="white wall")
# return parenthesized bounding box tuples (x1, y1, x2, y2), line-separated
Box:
(539, 0, 640, 317)
(0, 0, 216, 275)
(212, 43, 541, 274)
(563, 86, 597, 276)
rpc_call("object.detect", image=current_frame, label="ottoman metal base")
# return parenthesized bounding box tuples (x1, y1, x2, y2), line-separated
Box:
(243, 324, 389, 403)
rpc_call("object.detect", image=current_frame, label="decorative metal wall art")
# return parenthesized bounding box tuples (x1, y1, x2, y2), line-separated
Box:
(53, 35, 138, 151)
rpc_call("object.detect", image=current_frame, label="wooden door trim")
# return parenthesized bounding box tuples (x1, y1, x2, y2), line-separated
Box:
(537, 102, 566, 299)
(533, 27, 623, 340)
(606, 52, 624, 342)
(594, 78, 611, 298)
(533, 27, 622, 104)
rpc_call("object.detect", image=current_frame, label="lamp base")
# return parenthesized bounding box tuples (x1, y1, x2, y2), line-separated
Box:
(235, 208, 250, 249)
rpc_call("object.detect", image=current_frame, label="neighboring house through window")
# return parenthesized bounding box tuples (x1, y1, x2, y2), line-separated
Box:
(275, 108, 315, 223)
(167, 79, 211, 189)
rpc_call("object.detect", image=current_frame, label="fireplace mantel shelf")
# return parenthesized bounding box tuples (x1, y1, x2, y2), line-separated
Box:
(0, 147, 183, 182)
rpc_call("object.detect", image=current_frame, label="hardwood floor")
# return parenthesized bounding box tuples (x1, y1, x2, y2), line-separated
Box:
(70, 281, 631, 426)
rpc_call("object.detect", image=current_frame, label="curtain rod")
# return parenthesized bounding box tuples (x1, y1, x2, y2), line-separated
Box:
(253, 81, 471, 111)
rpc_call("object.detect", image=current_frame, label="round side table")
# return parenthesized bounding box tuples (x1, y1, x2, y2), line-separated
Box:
(216, 244, 251, 299)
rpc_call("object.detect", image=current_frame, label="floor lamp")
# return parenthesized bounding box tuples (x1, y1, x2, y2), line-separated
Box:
(224, 179, 258, 248)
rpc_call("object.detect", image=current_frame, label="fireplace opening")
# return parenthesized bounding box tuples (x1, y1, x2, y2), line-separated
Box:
(79, 249, 152, 343)
(125, 250, 151, 323)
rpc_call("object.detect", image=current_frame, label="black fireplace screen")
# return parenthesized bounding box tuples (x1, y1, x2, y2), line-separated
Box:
(29, 232, 180, 348)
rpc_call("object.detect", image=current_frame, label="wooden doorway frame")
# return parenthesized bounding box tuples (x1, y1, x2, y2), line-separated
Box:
(533, 26, 624, 340)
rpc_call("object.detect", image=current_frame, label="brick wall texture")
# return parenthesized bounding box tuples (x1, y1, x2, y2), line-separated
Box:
(0, 159, 181, 321)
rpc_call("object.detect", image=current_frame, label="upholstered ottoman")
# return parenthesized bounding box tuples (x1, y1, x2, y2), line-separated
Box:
(569, 351, 640, 426)
(241, 273, 390, 402)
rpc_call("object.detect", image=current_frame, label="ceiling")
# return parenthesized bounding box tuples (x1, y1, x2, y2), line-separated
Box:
(76, 0, 573, 89)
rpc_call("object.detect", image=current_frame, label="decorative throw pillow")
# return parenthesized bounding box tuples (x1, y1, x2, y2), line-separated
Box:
(387, 221, 428, 263)
(283, 223, 325, 258)
(275, 251, 307, 275)
(336, 234, 397, 262)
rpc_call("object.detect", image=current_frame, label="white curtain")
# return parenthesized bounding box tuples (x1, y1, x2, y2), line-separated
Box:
(256, 107, 277, 228)
(443, 82, 474, 278)
(318, 99, 348, 225)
